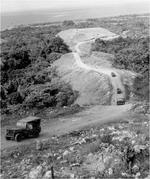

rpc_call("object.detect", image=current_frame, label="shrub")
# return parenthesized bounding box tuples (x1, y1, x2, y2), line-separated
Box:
(8, 92, 23, 105)
(40, 37, 71, 58)
(48, 36, 70, 54)
(47, 52, 61, 63)
(81, 139, 101, 155)
(0, 25, 74, 113)
(132, 74, 149, 101)
(1, 71, 8, 84)
(0, 86, 7, 100)
(2, 45, 31, 71)
(0, 99, 7, 109)
(6, 80, 18, 94)
(92, 37, 149, 101)
(33, 70, 50, 84)
(62, 20, 75, 26)
(23, 81, 78, 109)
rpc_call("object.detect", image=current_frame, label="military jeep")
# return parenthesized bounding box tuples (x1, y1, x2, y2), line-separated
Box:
(117, 97, 125, 105)
(5, 116, 41, 142)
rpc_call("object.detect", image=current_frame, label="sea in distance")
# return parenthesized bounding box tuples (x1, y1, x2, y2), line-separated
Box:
(1, 3, 149, 31)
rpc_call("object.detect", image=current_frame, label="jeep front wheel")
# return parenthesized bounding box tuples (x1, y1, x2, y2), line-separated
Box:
(33, 133, 39, 138)
(6, 137, 11, 140)
(15, 134, 22, 142)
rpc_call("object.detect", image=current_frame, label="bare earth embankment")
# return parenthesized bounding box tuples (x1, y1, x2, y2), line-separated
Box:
(55, 27, 136, 105)
(1, 15, 149, 179)
(1, 27, 136, 150)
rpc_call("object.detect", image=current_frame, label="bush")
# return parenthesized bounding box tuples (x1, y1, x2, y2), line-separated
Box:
(132, 74, 149, 101)
(8, 92, 23, 105)
(62, 20, 75, 26)
(47, 52, 61, 63)
(1, 45, 31, 71)
(48, 36, 70, 54)
(92, 37, 149, 101)
(1, 71, 8, 84)
(0, 86, 7, 100)
(23, 82, 78, 109)
(40, 37, 71, 58)
(131, 101, 149, 114)
(0, 25, 75, 114)
(6, 80, 18, 94)
(0, 99, 7, 109)
(33, 70, 50, 84)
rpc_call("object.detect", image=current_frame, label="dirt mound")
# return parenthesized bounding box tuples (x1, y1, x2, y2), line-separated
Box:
(53, 53, 112, 106)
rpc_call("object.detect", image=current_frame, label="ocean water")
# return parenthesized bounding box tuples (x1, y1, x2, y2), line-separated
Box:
(1, 3, 149, 31)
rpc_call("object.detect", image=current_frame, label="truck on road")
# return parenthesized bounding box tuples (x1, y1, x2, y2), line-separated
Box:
(117, 97, 125, 105)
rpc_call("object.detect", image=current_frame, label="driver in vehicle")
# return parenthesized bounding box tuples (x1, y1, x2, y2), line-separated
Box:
(27, 124, 33, 130)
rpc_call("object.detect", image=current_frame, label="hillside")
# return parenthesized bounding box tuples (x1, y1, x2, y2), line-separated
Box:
(1, 14, 149, 179)
(91, 36, 149, 101)
(54, 27, 137, 106)
(0, 26, 79, 119)
(1, 14, 149, 118)
(53, 50, 112, 106)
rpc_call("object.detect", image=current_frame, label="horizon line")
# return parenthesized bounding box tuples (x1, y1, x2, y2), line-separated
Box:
(1, 1, 150, 14)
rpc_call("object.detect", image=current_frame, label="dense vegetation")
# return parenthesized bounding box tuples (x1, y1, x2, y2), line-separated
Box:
(0, 25, 78, 115)
(91, 37, 149, 101)
(0, 14, 149, 115)
(1, 15, 149, 179)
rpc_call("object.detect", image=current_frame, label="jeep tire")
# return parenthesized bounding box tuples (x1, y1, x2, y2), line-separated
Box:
(15, 133, 22, 142)
(6, 137, 11, 140)
(34, 133, 39, 138)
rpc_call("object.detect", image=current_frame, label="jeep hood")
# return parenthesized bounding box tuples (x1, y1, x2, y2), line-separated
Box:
(7, 127, 26, 131)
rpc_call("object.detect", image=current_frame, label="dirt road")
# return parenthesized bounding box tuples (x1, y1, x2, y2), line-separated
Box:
(73, 39, 125, 104)
(1, 104, 131, 150)
(1, 27, 132, 150)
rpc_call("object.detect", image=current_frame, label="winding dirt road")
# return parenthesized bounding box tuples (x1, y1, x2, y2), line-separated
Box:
(73, 39, 125, 104)
(1, 28, 132, 150)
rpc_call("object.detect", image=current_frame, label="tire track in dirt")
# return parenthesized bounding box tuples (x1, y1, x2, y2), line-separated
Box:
(1, 28, 133, 150)
(73, 39, 125, 105)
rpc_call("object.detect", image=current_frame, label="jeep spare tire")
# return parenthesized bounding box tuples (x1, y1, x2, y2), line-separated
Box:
(15, 134, 22, 142)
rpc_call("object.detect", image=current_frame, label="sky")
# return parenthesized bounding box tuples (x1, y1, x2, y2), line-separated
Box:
(1, 0, 150, 13)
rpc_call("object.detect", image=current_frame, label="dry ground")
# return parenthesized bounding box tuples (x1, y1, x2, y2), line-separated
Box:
(1, 104, 131, 150)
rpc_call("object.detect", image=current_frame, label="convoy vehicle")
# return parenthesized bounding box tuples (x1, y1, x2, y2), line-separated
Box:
(111, 72, 116, 77)
(5, 116, 41, 142)
(117, 88, 122, 94)
(117, 98, 125, 105)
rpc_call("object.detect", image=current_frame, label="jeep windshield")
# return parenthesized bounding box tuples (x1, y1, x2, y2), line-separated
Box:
(16, 121, 27, 128)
